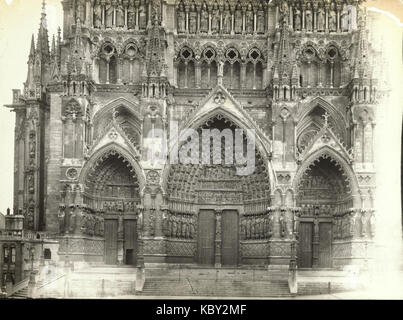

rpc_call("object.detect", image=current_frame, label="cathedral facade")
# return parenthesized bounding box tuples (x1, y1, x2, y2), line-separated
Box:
(1, 0, 380, 286)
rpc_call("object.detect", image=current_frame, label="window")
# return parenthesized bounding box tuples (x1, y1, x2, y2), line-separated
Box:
(3, 246, 9, 264)
(44, 248, 51, 260)
(11, 247, 15, 264)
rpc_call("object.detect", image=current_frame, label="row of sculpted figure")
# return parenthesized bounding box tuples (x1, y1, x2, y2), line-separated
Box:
(240, 213, 273, 240)
(177, 5, 266, 35)
(58, 205, 104, 237)
(163, 213, 196, 239)
(280, 2, 355, 32)
(93, 0, 148, 30)
(102, 200, 137, 213)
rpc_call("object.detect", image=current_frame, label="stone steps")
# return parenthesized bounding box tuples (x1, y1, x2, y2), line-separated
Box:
(141, 279, 291, 297)
(11, 287, 28, 298)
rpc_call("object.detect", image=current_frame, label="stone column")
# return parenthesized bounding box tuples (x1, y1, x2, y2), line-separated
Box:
(195, 61, 201, 88)
(312, 217, 319, 267)
(240, 63, 246, 89)
(214, 209, 222, 268)
(136, 206, 145, 268)
(117, 58, 123, 84)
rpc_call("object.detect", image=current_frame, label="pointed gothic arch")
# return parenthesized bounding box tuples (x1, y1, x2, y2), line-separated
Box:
(297, 97, 347, 143)
(79, 142, 146, 200)
(293, 146, 360, 206)
(162, 87, 275, 194)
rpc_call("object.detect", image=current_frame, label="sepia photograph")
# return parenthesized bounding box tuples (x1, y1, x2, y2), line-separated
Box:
(0, 0, 402, 304)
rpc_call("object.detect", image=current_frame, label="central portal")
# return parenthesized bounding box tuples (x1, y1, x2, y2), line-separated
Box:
(221, 210, 239, 266)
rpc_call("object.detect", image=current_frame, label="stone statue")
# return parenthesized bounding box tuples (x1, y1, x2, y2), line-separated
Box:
(105, 4, 114, 28)
(180, 216, 185, 238)
(349, 210, 356, 236)
(257, 10, 265, 33)
(58, 207, 65, 234)
(234, 10, 242, 33)
(329, 8, 337, 32)
(189, 218, 195, 239)
(305, 9, 312, 31)
(241, 219, 246, 240)
(172, 216, 177, 237)
(189, 10, 197, 34)
(341, 8, 349, 31)
(369, 211, 376, 237)
(77, 0, 86, 23)
(200, 8, 209, 33)
(116, 4, 125, 28)
(246, 7, 254, 34)
(223, 11, 231, 34)
(69, 207, 76, 234)
(317, 7, 325, 31)
(279, 211, 286, 237)
(294, 8, 301, 30)
(251, 218, 256, 239)
(139, 4, 147, 30)
(279, 1, 289, 24)
(177, 9, 186, 33)
(127, 5, 136, 29)
(211, 10, 220, 34)
(118, 213, 124, 237)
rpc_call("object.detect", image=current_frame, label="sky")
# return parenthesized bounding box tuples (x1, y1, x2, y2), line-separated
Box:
(0, 0, 401, 214)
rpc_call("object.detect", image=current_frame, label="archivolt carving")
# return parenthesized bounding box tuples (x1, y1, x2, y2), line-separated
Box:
(79, 143, 146, 194)
(293, 147, 360, 201)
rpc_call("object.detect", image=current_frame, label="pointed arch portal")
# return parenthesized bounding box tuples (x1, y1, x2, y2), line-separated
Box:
(164, 114, 271, 266)
(80, 145, 144, 266)
(294, 150, 356, 268)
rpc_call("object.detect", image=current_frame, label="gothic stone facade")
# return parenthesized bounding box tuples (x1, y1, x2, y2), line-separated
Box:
(2, 0, 380, 282)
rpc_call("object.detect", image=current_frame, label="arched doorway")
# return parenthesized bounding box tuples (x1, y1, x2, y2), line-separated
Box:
(296, 154, 353, 268)
(165, 115, 271, 266)
(82, 149, 141, 265)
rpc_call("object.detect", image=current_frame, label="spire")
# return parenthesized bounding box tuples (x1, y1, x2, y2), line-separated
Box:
(36, 0, 50, 59)
(29, 34, 36, 61)
(51, 35, 56, 58)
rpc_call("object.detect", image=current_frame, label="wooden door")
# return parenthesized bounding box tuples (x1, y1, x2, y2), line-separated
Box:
(298, 222, 313, 268)
(104, 220, 118, 265)
(319, 222, 332, 268)
(124, 220, 137, 266)
(221, 210, 239, 266)
(198, 210, 215, 265)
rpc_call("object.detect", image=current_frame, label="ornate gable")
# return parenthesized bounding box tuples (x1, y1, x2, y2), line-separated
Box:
(297, 117, 354, 164)
(181, 84, 271, 157)
(89, 121, 141, 160)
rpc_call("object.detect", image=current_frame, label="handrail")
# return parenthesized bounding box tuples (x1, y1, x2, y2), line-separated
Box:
(10, 277, 30, 296)
(37, 273, 66, 290)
